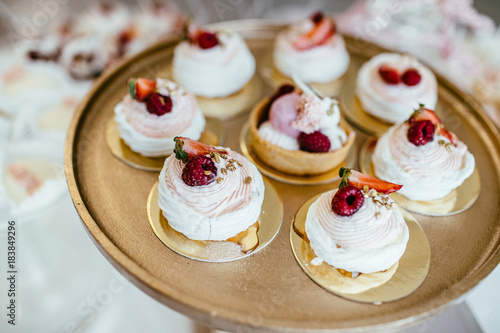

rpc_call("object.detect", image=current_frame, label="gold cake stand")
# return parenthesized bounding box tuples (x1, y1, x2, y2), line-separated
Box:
(65, 20, 500, 332)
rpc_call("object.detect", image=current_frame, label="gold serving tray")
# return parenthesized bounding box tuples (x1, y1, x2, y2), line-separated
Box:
(65, 20, 500, 332)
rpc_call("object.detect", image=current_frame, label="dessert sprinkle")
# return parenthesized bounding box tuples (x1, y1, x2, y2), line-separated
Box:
(204, 170, 212, 175)
(245, 176, 252, 184)
(227, 165, 236, 172)
(216, 177, 223, 184)
(221, 168, 227, 175)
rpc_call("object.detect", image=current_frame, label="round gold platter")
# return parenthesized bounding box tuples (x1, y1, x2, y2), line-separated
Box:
(65, 20, 500, 332)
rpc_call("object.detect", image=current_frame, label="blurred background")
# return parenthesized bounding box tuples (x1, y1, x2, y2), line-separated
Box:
(0, 0, 499, 332)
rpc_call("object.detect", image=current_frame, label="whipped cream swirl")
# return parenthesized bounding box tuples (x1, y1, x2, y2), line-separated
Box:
(173, 32, 255, 98)
(372, 123, 475, 201)
(305, 190, 409, 273)
(356, 53, 438, 123)
(273, 19, 349, 83)
(158, 150, 265, 241)
(115, 79, 205, 157)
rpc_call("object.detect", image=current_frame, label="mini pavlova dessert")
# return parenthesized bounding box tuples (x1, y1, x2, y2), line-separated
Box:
(273, 11, 349, 84)
(158, 137, 265, 245)
(114, 77, 205, 157)
(304, 168, 408, 293)
(172, 25, 256, 98)
(372, 105, 475, 202)
(356, 52, 438, 124)
(249, 77, 355, 176)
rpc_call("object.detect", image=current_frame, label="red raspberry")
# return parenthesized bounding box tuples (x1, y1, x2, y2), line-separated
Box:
(198, 32, 218, 49)
(401, 68, 422, 86)
(378, 64, 400, 84)
(407, 120, 435, 146)
(298, 131, 331, 153)
(182, 155, 217, 186)
(331, 185, 365, 216)
(146, 93, 172, 116)
(311, 11, 324, 24)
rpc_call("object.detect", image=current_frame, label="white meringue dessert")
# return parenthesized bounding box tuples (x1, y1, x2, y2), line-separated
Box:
(273, 11, 349, 84)
(304, 168, 408, 293)
(356, 52, 438, 124)
(173, 26, 256, 98)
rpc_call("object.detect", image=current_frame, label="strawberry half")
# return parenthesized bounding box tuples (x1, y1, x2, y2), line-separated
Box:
(173, 137, 227, 163)
(128, 78, 156, 101)
(293, 16, 335, 50)
(408, 104, 458, 146)
(339, 167, 402, 194)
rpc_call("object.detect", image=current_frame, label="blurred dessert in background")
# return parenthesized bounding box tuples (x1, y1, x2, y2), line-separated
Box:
(356, 52, 438, 124)
(273, 11, 349, 84)
(172, 25, 256, 98)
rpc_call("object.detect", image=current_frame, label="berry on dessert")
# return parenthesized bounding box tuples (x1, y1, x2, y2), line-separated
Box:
(173, 136, 227, 163)
(298, 131, 331, 152)
(378, 65, 400, 84)
(401, 68, 422, 86)
(407, 104, 458, 146)
(128, 78, 156, 101)
(181, 155, 217, 186)
(331, 185, 364, 216)
(407, 120, 435, 146)
(339, 167, 402, 194)
(187, 26, 220, 49)
(197, 32, 219, 49)
(146, 93, 173, 115)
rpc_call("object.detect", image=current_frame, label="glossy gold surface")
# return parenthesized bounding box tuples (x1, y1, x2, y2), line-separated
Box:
(359, 137, 481, 216)
(106, 118, 224, 172)
(291, 194, 430, 303)
(65, 21, 500, 332)
(147, 179, 283, 262)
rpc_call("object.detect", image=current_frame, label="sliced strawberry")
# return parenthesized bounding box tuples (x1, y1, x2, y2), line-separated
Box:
(407, 105, 458, 146)
(439, 128, 458, 146)
(408, 105, 442, 125)
(173, 137, 227, 163)
(128, 78, 156, 101)
(339, 167, 402, 194)
(293, 18, 335, 50)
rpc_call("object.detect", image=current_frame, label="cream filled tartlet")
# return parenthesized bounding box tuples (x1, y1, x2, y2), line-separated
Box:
(356, 53, 438, 124)
(158, 137, 265, 241)
(249, 78, 355, 176)
(114, 77, 205, 157)
(305, 168, 408, 293)
(273, 11, 349, 84)
(372, 105, 475, 201)
(172, 26, 256, 98)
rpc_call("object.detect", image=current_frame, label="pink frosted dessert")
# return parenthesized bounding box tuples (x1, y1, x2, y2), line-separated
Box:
(158, 137, 265, 241)
(372, 106, 475, 201)
(114, 77, 205, 157)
